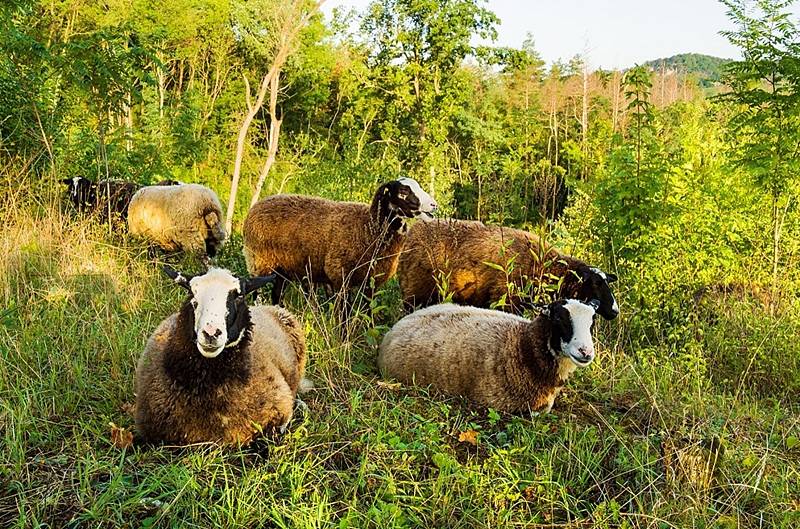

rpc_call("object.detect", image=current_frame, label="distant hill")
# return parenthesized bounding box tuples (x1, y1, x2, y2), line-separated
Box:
(641, 53, 732, 86)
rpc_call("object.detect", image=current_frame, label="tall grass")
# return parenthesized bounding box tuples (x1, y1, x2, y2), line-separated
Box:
(0, 162, 798, 528)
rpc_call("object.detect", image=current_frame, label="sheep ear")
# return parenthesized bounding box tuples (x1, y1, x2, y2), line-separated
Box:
(605, 273, 618, 283)
(61, 178, 73, 186)
(162, 265, 192, 290)
(240, 275, 275, 296)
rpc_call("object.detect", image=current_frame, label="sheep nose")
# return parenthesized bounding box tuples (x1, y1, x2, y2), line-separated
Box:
(201, 325, 222, 340)
(578, 346, 594, 358)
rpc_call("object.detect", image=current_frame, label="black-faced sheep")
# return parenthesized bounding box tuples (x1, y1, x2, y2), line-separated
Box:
(242, 177, 438, 304)
(61, 177, 141, 220)
(127, 183, 226, 258)
(398, 218, 619, 319)
(134, 266, 309, 445)
(377, 299, 599, 413)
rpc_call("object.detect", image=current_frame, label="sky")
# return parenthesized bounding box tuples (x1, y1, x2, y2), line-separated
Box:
(321, 0, 800, 70)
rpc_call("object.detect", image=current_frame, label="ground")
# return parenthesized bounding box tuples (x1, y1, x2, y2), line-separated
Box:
(0, 200, 798, 529)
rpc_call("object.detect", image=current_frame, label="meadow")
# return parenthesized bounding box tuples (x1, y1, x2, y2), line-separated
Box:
(1, 160, 798, 528)
(2, 0, 800, 526)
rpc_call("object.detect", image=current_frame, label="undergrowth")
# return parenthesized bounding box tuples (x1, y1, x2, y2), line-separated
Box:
(0, 176, 798, 528)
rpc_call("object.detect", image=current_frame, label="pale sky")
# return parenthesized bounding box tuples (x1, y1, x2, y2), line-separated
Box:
(322, 0, 800, 69)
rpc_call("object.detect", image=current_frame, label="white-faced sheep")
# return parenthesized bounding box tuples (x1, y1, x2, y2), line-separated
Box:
(134, 266, 309, 445)
(398, 218, 619, 319)
(127, 183, 226, 258)
(378, 299, 600, 413)
(243, 178, 438, 304)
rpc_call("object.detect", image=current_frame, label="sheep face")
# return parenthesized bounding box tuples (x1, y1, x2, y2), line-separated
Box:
(163, 266, 275, 358)
(61, 177, 97, 211)
(543, 299, 598, 367)
(390, 178, 438, 219)
(574, 266, 619, 320)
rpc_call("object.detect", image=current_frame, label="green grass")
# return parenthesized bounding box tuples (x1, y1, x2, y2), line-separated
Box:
(1, 191, 798, 528)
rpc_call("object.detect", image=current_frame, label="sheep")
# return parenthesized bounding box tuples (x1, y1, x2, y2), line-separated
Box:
(134, 266, 309, 445)
(60, 177, 141, 220)
(377, 299, 600, 414)
(243, 177, 438, 305)
(127, 183, 226, 258)
(398, 218, 619, 319)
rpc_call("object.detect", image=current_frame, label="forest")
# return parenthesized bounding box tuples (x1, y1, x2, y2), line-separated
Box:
(1, 0, 799, 527)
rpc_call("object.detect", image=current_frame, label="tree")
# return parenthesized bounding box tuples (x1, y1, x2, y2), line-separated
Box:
(225, 0, 324, 234)
(717, 0, 800, 290)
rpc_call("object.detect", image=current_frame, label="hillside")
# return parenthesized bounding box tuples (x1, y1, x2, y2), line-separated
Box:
(642, 53, 731, 86)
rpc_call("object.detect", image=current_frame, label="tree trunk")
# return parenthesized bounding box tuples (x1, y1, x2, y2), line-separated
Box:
(250, 72, 284, 208)
(225, 1, 325, 234)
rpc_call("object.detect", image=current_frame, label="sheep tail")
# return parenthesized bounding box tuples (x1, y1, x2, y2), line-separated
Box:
(298, 377, 314, 394)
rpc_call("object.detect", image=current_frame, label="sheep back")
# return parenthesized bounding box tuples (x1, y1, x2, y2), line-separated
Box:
(243, 194, 404, 290)
(399, 219, 561, 308)
(134, 305, 306, 445)
(378, 304, 569, 413)
(127, 184, 225, 254)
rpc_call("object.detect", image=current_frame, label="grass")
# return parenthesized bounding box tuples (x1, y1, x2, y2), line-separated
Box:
(1, 182, 799, 528)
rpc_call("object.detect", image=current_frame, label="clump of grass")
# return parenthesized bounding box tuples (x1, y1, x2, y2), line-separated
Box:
(0, 165, 798, 528)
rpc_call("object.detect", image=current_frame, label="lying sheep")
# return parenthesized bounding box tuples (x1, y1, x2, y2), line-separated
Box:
(378, 299, 599, 413)
(61, 177, 141, 220)
(243, 178, 438, 304)
(134, 266, 309, 445)
(127, 183, 226, 258)
(398, 218, 619, 319)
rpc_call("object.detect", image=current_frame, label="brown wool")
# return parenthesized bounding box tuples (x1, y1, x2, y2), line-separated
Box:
(134, 305, 307, 446)
(243, 191, 408, 292)
(398, 218, 586, 310)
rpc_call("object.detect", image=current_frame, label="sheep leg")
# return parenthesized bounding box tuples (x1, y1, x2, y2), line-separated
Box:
(271, 273, 287, 306)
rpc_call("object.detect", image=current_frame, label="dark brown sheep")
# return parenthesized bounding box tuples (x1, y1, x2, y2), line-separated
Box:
(134, 267, 308, 446)
(397, 218, 619, 319)
(61, 177, 141, 220)
(243, 178, 437, 304)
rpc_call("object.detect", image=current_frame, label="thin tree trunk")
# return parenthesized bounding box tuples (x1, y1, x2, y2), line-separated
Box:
(250, 72, 284, 208)
(226, 1, 325, 234)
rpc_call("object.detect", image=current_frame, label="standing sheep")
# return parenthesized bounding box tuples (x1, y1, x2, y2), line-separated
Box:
(243, 178, 437, 304)
(134, 266, 309, 445)
(398, 218, 619, 319)
(127, 183, 226, 258)
(61, 177, 141, 220)
(378, 299, 599, 413)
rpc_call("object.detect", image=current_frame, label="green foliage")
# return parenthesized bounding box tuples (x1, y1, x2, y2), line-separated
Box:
(1, 1, 800, 526)
(642, 53, 732, 86)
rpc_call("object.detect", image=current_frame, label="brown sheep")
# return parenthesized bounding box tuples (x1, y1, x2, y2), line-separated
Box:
(134, 267, 309, 446)
(378, 300, 599, 413)
(397, 218, 619, 319)
(243, 178, 437, 305)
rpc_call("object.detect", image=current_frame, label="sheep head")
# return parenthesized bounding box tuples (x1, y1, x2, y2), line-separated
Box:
(570, 266, 619, 320)
(163, 266, 274, 358)
(378, 177, 438, 220)
(541, 299, 598, 368)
